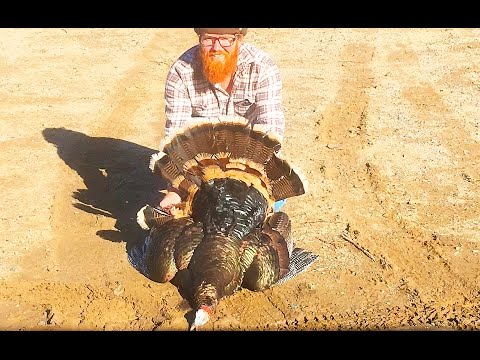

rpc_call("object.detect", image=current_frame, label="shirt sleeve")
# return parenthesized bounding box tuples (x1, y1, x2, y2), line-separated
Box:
(164, 64, 193, 139)
(254, 62, 285, 141)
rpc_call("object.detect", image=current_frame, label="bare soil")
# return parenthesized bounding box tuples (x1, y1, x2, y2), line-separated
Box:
(1, 28, 479, 331)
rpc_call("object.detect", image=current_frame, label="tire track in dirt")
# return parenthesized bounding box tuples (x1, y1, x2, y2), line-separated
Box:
(384, 40, 480, 288)
(309, 40, 419, 319)
(310, 35, 479, 328)
(368, 34, 480, 296)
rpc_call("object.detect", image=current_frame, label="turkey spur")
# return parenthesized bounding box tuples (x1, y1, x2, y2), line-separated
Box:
(128, 116, 319, 330)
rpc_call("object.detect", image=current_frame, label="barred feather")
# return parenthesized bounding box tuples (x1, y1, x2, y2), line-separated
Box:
(274, 248, 320, 286)
(136, 205, 172, 230)
(148, 116, 307, 208)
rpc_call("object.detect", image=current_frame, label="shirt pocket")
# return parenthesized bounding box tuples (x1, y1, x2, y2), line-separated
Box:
(192, 98, 217, 117)
(233, 96, 256, 118)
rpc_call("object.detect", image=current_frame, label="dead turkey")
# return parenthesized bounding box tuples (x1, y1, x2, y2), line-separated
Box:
(128, 115, 319, 330)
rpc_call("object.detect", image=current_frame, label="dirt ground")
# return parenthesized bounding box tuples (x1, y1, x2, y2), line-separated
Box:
(1, 28, 479, 331)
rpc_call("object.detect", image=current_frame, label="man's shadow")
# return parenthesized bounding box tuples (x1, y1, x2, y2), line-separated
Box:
(42, 127, 167, 249)
(43, 127, 202, 324)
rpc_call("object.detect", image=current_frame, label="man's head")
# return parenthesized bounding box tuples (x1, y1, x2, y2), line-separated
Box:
(195, 28, 247, 84)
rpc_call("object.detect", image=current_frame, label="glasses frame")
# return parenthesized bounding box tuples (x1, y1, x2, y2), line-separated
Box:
(199, 34, 240, 48)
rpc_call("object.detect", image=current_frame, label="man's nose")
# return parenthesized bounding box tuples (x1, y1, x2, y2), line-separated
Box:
(212, 39, 223, 51)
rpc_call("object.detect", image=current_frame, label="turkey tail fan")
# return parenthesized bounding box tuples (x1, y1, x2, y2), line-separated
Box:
(149, 116, 289, 211)
(265, 152, 309, 201)
(274, 247, 319, 286)
(150, 115, 282, 177)
(212, 117, 282, 165)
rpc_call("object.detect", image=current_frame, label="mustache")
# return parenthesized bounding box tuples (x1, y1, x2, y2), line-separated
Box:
(208, 50, 227, 56)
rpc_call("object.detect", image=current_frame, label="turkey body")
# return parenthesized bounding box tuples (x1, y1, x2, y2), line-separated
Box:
(128, 116, 318, 330)
(188, 178, 269, 314)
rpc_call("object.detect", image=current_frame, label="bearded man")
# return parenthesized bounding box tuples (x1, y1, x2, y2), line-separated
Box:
(160, 28, 286, 211)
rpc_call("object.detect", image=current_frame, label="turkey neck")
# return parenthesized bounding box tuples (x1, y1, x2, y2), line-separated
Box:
(189, 232, 243, 311)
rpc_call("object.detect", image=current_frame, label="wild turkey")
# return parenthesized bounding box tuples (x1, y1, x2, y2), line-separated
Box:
(128, 116, 319, 330)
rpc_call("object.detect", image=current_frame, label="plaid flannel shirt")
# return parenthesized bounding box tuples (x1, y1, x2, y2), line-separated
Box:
(164, 42, 285, 140)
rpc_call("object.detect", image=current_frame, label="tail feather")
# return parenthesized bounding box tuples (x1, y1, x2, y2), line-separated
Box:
(230, 125, 253, 160)
(265, 212, 294, 256)
(213, 121, 281, 164)
(160, 127, 204, 173)
(171, 175, 199, 197)
(261, 212, 292, 276)
(266, 155, 308, 200)
(186, 123, 216, 154)
(274, 247, 319, 286)
(243, 130, 281, 165)
(136, 205, 174, 230)
(149, 151, 181, 183)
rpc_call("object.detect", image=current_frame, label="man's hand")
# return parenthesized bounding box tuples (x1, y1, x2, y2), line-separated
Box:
(159, 191, 182, 213)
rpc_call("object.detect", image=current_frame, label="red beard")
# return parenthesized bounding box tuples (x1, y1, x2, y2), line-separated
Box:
(201, 42, 239, 84)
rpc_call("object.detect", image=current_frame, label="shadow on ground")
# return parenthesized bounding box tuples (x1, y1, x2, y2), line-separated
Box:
(42, 127, 166, 248)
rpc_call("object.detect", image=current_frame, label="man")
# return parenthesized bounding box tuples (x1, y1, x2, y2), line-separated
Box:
(159, 28, 286, 211)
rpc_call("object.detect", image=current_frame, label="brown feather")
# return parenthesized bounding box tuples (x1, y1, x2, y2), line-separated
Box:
(265, 212, 294, 256)
(240, 213, 293, 291)
(142, 217, 193, 283)
(174, 221, 204, 270)
(241, 237, 280, 291)
(261, 224, 290, 277)
(150, 152, 181, 183)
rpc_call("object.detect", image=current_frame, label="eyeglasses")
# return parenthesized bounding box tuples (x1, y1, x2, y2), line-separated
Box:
(199, 35, 238, 48)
